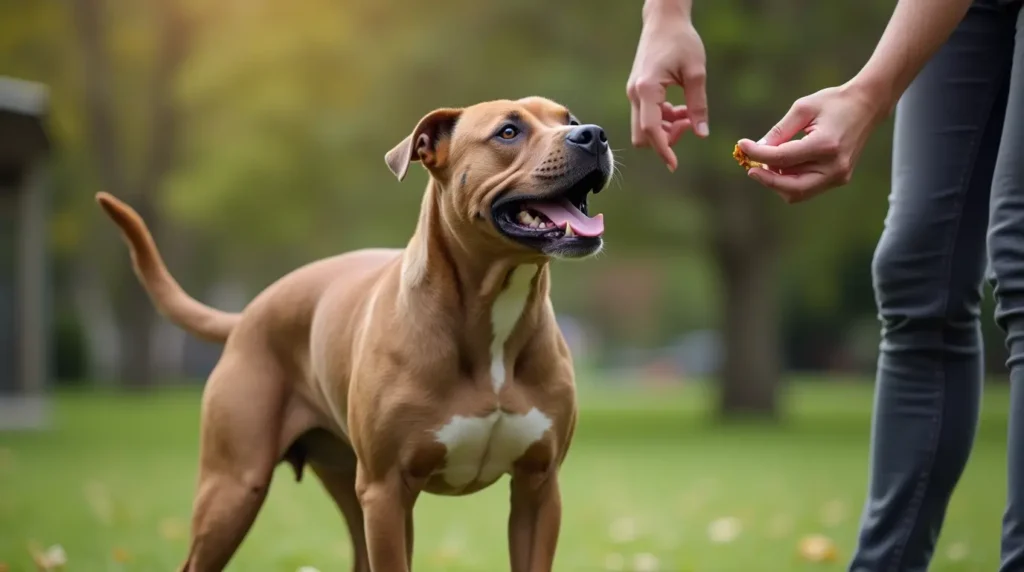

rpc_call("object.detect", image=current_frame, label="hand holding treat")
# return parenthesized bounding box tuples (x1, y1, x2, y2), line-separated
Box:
(737, 83, 888, 203)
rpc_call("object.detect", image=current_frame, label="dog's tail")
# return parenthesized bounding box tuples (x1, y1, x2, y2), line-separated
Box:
(95, 192, 241, 344)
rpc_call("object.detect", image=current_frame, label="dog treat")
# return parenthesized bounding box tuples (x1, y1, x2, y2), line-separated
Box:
(732, 143, 765, 170)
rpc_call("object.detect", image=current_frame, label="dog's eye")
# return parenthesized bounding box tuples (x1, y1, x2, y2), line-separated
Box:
(569, 119, 580, 126)
(498, 125, 519, 140)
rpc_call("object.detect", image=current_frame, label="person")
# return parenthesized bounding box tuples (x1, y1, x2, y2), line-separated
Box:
(628, 0, 1024, 569)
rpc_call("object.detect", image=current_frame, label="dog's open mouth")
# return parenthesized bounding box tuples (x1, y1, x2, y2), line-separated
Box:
(492, 168, 606, 256)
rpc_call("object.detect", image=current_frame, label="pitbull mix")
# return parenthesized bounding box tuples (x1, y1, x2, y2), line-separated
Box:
(96, 96, 613, 572)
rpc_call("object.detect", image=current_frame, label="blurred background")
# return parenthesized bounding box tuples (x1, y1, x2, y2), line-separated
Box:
(0, 0, 1013, 570)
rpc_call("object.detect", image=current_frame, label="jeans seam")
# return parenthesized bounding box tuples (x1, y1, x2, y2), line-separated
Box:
(886, 52, 1008, 572)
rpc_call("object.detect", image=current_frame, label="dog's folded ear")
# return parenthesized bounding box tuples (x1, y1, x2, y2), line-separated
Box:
(385, 108, 463, 181)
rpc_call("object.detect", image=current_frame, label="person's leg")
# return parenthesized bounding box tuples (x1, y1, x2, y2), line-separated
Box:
(849, 3, 1016, 570)
(985, 3, 1024, 569)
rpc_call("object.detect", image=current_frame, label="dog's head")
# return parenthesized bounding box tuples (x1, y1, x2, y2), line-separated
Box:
(385, 97, 613, 260)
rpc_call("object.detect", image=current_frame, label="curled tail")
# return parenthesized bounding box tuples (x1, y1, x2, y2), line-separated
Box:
(95, 192, 240, 344)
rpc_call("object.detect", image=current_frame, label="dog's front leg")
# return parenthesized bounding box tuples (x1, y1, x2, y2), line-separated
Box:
(508, 470, 562, 572)
(357, 467, 417, 572)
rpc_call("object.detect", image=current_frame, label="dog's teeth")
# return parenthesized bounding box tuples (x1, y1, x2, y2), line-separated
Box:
(531, 220, 542, 229)
(564, 223, 575, 237)
(517, 211, 530, 224)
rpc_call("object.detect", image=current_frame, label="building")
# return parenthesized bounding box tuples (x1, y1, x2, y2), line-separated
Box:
(0, 76, 51, 429)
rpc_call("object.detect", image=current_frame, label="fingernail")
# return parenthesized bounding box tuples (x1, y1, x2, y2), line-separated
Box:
(696, 122, 709, 137)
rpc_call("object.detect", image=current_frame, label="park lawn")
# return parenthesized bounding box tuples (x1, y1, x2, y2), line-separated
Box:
(0, 380, 1012, 571)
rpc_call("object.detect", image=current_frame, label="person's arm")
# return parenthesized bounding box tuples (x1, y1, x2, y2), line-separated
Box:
(738, 0, 975, 203)
(849, 0, 975, 115)
(627, 0, 708, 171)
(642, 0, 691, 23)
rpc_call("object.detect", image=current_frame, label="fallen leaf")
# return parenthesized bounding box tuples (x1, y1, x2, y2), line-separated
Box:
(112, 547, 131, 563)
(296, 567, 321, 572)
(632, 552, 661, 572)
(44, 545, 67, 568)
(798, 534, 839, 563)
(431, 527, 466, 565)
(0, 561, 10, 572)
(28, 543, 67, 571)
(608, 516, 639, 544)
(707, 517, 742, 544)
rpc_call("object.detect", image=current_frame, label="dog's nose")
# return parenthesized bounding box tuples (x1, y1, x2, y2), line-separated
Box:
(566, 124, 609, 155)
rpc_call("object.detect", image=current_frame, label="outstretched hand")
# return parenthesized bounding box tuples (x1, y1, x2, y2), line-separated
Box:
(737, 83, 887, 203)
(627, 10, 709, 172)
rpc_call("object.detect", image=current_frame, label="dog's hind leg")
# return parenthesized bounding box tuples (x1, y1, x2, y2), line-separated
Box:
(180, 353, 287, 572)
(309, 455, 370, 572)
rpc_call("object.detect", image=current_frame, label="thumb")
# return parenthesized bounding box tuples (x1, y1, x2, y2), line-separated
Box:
(761, 98, 816, 146)
(682, 69, 709, 138)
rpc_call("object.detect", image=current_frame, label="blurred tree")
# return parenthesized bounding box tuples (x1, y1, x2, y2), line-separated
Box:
(1, 0, 898, 403)
(656, 0, 892, 417)
(148, 0, 894, 412)
(71, 0, 191, 386)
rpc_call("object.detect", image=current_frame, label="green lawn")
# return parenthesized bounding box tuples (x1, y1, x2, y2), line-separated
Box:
(0, 380, 1013, 571)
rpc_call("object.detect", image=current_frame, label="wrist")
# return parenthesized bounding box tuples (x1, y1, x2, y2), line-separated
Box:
(843, 72, 897, 122)
(642, 0, 691, 24)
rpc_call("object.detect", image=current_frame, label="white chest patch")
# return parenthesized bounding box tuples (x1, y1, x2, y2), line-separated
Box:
(434, 407, 553, 488)
(489, 267, 534, 392)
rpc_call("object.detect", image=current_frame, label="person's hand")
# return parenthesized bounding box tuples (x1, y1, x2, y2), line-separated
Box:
(736, 82, 888, 203)
(627, 8, 709, 172)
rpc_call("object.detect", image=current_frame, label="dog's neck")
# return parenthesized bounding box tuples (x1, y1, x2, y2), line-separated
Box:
(400, 179, 551, 337)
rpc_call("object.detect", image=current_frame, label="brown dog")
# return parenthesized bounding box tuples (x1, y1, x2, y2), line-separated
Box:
(97, 96, 613, 572)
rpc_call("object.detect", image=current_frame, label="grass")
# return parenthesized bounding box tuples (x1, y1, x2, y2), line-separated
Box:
(0, 379, 1012, 571)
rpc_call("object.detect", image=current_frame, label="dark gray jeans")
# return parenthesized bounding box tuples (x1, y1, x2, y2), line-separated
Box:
(849, 1, 1024, 570)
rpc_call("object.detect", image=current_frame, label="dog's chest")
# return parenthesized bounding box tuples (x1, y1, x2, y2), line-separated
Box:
(489, 267, 534, 391)
(434, 408, 553, 488)
(431, 266, 553, 489)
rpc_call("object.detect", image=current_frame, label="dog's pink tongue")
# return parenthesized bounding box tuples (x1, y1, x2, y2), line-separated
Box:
(526, 199, 605, 237)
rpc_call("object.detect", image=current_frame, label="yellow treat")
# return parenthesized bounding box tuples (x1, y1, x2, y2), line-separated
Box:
(732, 143, 765, 170)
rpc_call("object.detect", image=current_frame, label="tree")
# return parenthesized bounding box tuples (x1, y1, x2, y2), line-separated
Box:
(71, 0, 191, 386)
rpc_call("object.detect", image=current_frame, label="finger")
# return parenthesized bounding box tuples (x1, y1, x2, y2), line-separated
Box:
(630, 102, 647, 148)
(737, 137, 829, 169)
(663, 119, 692, 146)
(761, 98, 816, 146)
(746, 167, 830, 202)
(682, 68, 709, 137)
(638, 84, 676, 170)
(660, 102, 689, 122)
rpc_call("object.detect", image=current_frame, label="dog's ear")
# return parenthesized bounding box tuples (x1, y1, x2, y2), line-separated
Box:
(385, 108, 463, 181)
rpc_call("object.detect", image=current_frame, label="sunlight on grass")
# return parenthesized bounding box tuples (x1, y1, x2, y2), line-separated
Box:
(0, 380, 1011, 571)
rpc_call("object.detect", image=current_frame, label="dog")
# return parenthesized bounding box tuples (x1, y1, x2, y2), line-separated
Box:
(96, 96, 613, 572)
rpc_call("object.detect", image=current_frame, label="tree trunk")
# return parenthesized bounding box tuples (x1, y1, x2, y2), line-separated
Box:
(72, 0, 189, 387)
(115, 277, 159, 387)
(714, 233, 782, 418)
(704, 181, 783, 420)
